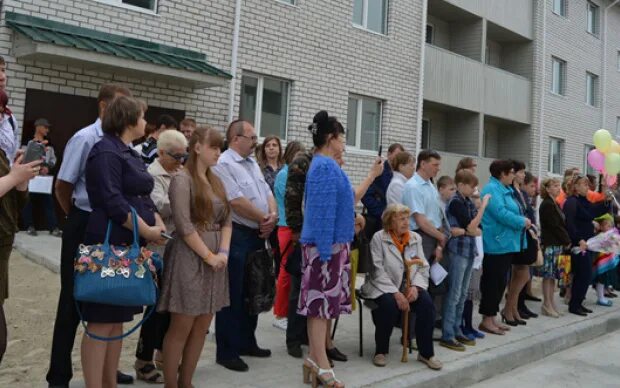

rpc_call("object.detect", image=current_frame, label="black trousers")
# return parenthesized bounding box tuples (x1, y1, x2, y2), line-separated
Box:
(570, 251, 594, 311)
(135, 268, 169, 361)
(479, 253, 514, 317)
(286, 269, 307, 348)
(46, 206, 89, 386)
(371, 290, 435, 358)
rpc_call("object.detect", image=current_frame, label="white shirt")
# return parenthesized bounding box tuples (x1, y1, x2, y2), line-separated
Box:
(386, 171, 408, 205)
(0, 114, 18, 161)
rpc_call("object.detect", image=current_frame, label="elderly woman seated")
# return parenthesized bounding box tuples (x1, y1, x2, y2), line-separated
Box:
(360, 204, 442, 370)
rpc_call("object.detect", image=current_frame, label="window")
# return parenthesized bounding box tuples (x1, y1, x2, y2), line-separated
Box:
(239, 73, 290, 139)
(277, 0, 295, 4)
(347, 95, 383, 151)
(551, 57, 567, 95)
(421, 119, 431, 149)
(353, 0, 388, 34)
(587, 1, 600, 36)
(548, 138, 564, 175)
(586, 71, 599, 107)
(96, 0, 157, 12)
(553, 0, 567, 17)
(617, 51, 620, 71)
(584, 145, 596, 176)
(616, 117, 620, 138)
(426, 24, 434, 44)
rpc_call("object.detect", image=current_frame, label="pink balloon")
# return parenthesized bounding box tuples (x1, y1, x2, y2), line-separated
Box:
(607, 175, 617, 187)
(588, 149, 606, 172)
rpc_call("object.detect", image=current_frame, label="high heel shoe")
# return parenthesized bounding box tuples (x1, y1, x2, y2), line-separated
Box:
(541, 305, 560, 318)
(303, 358, 319, 384)
(313, 368, 344, 388)
(500, 313, 519, 327)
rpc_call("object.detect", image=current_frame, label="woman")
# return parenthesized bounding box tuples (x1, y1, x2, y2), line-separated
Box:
(479, 160, 531, 335)
(502, 162, 537, 325)
(563, 174, 609, 316)
(138, 129, 188, 373)
(536, 178, 571, 318)
(361, 204, 441, 370)
(158, 127, 231, 388)
(257, 135, 283, 191)
(455, 157, 477, 174)
(386, 151, 415, 205)
(273, 141, 305, 330)
(299, 111, 353, 388)
(81, 96, 167, 388)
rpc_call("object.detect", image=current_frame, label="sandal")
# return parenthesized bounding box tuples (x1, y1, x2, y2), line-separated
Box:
(302, 358, 319, 384)
(478, 324, 504, 336)
(153, 349, 164, 371)
(313, 368, 344, 388)
(135, 360, 164, 384)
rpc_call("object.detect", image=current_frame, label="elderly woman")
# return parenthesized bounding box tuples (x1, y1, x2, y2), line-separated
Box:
(360, 204, 441, 370)
(386, 152, 415, 205)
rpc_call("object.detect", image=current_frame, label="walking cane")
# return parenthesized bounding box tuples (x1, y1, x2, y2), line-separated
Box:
(401, 256, 425, 363)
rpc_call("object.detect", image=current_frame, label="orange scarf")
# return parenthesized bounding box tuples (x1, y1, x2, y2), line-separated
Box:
(389, 231, 410, 254)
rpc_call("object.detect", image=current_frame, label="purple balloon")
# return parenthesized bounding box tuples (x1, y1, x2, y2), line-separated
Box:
(588, 149, 606, 172)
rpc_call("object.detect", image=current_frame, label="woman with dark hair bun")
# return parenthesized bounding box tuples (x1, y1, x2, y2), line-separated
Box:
(299, 111, 352, 388)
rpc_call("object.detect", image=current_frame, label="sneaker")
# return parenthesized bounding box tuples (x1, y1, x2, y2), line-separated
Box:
(372, 354, 387, 367)
(439, 339, 465, 351)
(417, 355, 443, 370)
(272, 318, 288, 331)
(470, 329, 485, 339)
(596, 299, 613, 307)
(50, 228, 62, 237)
(27, 227, 37, 236)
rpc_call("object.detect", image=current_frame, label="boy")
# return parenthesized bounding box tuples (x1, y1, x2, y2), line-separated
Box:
(440, 170, 489, 351)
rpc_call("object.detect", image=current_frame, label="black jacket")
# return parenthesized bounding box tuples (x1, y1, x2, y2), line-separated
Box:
(539, 197, 571, 247)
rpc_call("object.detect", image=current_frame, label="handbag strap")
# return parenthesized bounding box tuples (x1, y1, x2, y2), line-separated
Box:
(73, 293, 157, 342)
(102, 207, 141, 252)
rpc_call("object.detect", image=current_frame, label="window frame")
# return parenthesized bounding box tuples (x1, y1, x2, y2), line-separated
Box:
(551, 56, 567, 96)
(276, 0, 296, 5)
(587, 1, 600, 36)
(586, 71, 599, 107)
(552, 0, 567, 17)
(346, 94, 384, 152)
(352, 0, 389, 35)
(239, 72, 291, 140)
(615, 117, 620, 138)
(584, 144, 596, 176)
(94, 0, 158, 14)
(421, 118, 431, 150)
(548, 137, 564, 175)
(425, 23, 434, 44)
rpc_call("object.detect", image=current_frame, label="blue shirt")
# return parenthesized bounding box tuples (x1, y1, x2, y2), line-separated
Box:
(361, 161, 392, 218)
(57, 119, 103, 212)
(401, 173, 443, 231)
(275, 165, 289, 227)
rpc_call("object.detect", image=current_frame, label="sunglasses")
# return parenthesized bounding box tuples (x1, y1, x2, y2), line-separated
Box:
(166, 151, 189, 162)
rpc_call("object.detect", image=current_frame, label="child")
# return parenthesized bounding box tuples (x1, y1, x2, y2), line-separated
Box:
(440, 171, 489, 351)
(588, 214, 620, 306)
(437, 175, 456, 204)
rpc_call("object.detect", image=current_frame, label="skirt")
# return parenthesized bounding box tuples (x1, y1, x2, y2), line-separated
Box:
(592, 252, 620, 287)
(297, 243, 351, 319)
(512, 232, 537, 266)
(534, 245, 563, 280)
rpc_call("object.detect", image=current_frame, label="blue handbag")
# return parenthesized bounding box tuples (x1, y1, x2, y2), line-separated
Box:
(73, 208, 163, 341)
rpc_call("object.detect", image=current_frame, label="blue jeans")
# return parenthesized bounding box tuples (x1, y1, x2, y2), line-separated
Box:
(22, 193, 58, 231)
(442, 251, 474, 341)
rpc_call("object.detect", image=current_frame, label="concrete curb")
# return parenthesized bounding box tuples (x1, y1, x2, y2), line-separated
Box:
(14, 238, 60, 274)
(368, 310, 620, 388)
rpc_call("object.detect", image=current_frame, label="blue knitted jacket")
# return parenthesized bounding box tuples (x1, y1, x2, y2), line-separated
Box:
(300, 154, 355, 261)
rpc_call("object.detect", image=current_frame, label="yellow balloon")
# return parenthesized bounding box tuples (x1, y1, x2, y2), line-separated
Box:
(605, 152, 620, 175)
(594, 129, 613, 152)
(610, 140, 620, 154)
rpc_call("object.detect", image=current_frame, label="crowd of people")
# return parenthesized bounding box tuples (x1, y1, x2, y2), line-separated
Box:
(0, 74, 617, 388)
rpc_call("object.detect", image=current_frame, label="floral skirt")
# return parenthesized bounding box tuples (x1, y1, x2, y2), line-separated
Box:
(297, 243, 351, 319)
(534, 246, 563, 280)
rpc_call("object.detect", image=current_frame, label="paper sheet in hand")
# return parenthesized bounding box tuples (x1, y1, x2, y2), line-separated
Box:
(28, 176, 53, 194)
(430, 262, 448, 286)
(473, 236, 484, 270)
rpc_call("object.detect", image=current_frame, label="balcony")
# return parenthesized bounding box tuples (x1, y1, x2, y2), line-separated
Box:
(424, 44, 531, 124)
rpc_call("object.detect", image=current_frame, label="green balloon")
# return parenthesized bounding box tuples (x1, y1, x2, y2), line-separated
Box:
(594, 129, 613, 152)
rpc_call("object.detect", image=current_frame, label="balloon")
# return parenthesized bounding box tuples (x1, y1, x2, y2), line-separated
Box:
(588, 149, 606, 172)
(610, 140, 620, 154)
(607, 175, 617, 187)
(594, 129, 613, 152)
(605, 152, 620, 175)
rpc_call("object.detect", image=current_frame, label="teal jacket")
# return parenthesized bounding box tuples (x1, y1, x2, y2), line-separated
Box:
(481, 177, 527, 254)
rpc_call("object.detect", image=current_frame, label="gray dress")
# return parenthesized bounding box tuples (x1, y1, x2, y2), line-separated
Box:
(158, 170, 231, 316)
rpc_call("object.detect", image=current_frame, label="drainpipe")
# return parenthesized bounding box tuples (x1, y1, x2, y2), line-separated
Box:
(536, 0, 548, 180)
(227, 0, 243, 124)
(602, 0, 620, 132)
(415, 0, 429, 157)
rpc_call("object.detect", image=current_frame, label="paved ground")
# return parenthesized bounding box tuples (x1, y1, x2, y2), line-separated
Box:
(471, 330, 620, 388)
(6, 231, 620, 388)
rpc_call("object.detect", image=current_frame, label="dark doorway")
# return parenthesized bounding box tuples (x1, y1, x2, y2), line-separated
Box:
(22, 88, 185, 229)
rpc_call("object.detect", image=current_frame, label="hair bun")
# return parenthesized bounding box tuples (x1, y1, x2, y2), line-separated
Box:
(308, 110, 329, 135)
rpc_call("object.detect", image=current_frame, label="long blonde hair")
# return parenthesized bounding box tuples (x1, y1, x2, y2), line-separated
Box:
(185, 127, 230, 224)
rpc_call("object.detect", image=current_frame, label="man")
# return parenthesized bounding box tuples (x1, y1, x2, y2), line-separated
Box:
(47, 84, 134, 388)
(21, 118, 61, 237)
(361, 143, 404, 238)
(141, 114, 177, 165)
(213, 120, 277, 372)
(179, 118, 196, 141)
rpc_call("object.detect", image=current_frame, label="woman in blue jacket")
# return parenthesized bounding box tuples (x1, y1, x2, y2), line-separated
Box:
(478, 160, 531, 335)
